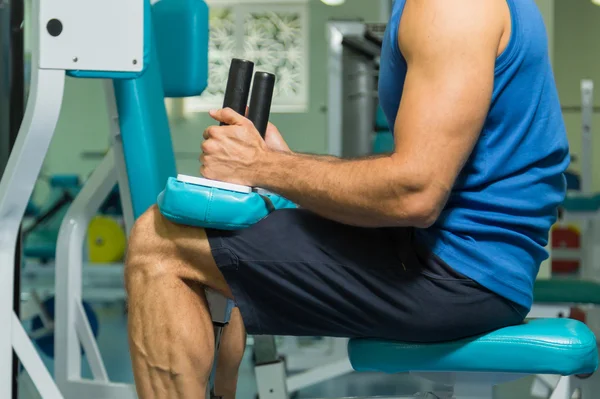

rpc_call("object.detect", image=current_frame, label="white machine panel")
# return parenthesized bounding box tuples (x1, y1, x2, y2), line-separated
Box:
(39, 0, 144, 72)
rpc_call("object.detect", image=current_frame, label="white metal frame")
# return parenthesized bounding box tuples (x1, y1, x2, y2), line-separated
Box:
(39, 0, 144, 73)
(0, 0, 66, 396)
(53, 81, 137, 398)
(0, 0, 142, 395)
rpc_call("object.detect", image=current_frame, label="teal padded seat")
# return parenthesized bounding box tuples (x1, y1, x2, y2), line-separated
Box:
(562, 193, 600, 213)
(348, 319, 597, 376)
(534, 279, 600, 305)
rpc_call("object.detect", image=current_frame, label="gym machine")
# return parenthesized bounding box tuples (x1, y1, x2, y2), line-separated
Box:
(327, 21, 387, 158)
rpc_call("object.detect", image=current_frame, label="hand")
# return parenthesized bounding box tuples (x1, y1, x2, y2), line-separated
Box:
(200, 108, 268, 186)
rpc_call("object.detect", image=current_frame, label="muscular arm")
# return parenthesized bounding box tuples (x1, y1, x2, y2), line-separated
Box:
(254, 0, 508, 227)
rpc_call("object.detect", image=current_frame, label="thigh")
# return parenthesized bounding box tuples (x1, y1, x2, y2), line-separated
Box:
(206, 209, 524, 341)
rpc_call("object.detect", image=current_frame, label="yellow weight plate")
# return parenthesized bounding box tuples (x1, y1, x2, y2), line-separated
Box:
(87, 216, 126, 263)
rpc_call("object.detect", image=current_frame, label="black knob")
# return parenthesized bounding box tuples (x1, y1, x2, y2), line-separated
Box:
(47, 19, 63, 37)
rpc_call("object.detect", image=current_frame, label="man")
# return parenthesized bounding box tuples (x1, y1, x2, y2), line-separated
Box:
(124, 0, 569, 397)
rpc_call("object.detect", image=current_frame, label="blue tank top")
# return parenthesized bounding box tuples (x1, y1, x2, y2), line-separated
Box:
(378, 0, 570, 310)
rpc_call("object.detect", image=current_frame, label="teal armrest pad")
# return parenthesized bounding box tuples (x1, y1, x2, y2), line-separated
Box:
(157, 177, 296, 230)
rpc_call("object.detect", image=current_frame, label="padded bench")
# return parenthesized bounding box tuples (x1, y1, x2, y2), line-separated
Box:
(349, 319, 597, 398)
(158, 178, 599, 399)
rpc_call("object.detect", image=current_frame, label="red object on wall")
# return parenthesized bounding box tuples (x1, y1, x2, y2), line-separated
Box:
(552, 225, 581, 274)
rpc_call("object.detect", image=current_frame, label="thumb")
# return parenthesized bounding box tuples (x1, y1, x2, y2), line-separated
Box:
(264, 123, 291, 153)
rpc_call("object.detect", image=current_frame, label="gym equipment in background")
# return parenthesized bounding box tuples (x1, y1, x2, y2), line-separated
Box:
(328, 21, 386, 158)
(29, 296, 99, 359)
(23, 175, 81, 263)
(23, 175, 125, 264)
(86, 216, 127, 263)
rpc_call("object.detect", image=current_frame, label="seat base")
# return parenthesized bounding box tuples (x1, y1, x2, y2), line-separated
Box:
(412, 372, 523, 399)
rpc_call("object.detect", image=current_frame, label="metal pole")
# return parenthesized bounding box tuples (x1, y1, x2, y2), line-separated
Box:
(1, 0, 25, 396)
(0, 0, 11, 172)
(581, 80, 594, 195)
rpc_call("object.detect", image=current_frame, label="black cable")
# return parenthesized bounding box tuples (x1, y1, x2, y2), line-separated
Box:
(8, 0, 25, 396)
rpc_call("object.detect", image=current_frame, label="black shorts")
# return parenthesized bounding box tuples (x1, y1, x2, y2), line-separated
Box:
(206, 209, 527, 342)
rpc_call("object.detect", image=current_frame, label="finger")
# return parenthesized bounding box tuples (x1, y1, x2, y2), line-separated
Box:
(203, 125, 238, 140)
(209, 108, 247, 126)
(203, 126, 216, 140)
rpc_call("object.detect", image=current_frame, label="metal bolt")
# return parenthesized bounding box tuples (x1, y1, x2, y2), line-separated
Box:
(73, 57, 78, 62)
(133, 59, 138, 65)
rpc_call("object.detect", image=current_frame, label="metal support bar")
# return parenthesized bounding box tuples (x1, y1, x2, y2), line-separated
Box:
(0, 1, 66, 396)
(55, 151, 117, 391)
(205, 289, 235, 399)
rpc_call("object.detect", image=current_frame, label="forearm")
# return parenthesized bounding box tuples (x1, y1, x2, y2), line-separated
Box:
(255, 151, 425, 227)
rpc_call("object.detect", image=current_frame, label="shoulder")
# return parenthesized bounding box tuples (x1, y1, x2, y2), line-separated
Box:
(398, 0, 508, 60)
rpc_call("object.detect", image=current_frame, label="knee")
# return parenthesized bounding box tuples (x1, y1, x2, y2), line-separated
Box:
(128, 205, 164, 254)
(125, 205, 173, 285)
(125, 205, 211, 288)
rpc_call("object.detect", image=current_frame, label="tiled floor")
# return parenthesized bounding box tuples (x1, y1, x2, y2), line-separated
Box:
(24, 305, 539, 399)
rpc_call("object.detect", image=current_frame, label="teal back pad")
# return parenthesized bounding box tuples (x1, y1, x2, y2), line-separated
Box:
(113, 22, 176, 218)
(153, 0, 209, 97)
(113, 0, 209, 218)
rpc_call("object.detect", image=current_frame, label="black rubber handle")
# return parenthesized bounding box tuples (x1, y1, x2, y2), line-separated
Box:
(247, 72, 276, 137)
(221, 58, 254, 126)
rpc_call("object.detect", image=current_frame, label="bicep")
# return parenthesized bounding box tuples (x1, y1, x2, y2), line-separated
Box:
(392, 0, 503, 197)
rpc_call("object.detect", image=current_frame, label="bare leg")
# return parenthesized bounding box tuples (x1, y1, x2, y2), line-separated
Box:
(125, 205, 246, 399)
(215, 308, 246, 399)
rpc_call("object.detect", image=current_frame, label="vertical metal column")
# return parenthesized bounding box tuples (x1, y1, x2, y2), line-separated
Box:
(0, 0, 25, 397)
(581, 80, 594, 195)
